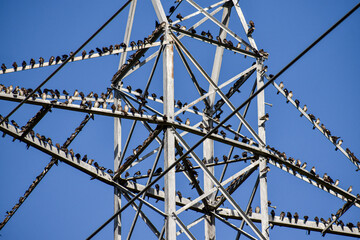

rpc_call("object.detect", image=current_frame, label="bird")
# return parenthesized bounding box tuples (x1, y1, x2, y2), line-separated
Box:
(294, 99, 300, 108)
(261, 166, 270, 173)
(310, 166, 316, 175)
(335, 139, 343, 151)
(255, 206, 260, 213)
(193, 105, 199, 112)
(301, 162, 307, 169)
(176, 116, 182, 123)
(313, 118, 320, 129)
(73, 89, 79, 97)
(30, 58, 35, 68)
(133, 171, 141, 177)
(280, 212, 285, 221)
(155, 184, 160, 193)
(55, 56, 61, 64)
(154, 167, 162, 175)
(223, 155, 228, 162)
(304, 215, 309, 224)
(176, 13, 183, 21)
(82, 154, 88, 162)
(286, 91, 293, 103)
(96, 47, 102, 55)
(89, 49, 95, 57)
(294, 212, 299, 223)
(177, 191, 182, 201)
(283, 88, 289, 96)
(87, 159, 94, 165)
(270, 209, 275, 218)
(334, 179, 339, 186)
(259, 113, 269, 121)
(247, 207, 252, 216)
(277, 82, 284, 94)
(249, 20, 255, 28)
(107, 169, 114, 175)
(82, 50, 86, 59)
(308, 114, 316, 121)
(314, 216, 319, 226)
(330, 136, 340, 144)
(124, 172, 130, 178)
(185, 118, 190, 126)
(39, 57, 44, 67)
(347, 185, 352, 193)
(287, 212, 292, 222)
(169, 6, 175, 14)
(220, 130, 226, 138)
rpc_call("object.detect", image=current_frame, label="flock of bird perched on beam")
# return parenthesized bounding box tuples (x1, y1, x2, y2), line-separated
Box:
(0, 17, 269, 76)
(246, 203, 360, 233)
(273, 78, 360, 169)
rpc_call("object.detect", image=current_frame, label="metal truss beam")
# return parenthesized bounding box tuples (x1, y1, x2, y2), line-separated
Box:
(0, 43, 161, 76)
(230, 0, 258, 49)
(123, 4, 224, 80)
(272, 80, 360, 170)
(174, 66, 256, 116)
(267, 158, 360, 208)
(170, 33, 265, 147)
(171, 0, 229, 25)
(215, 211, 360, 238)
(177, 215, 205, 236)
(172, 213, 197, 240)
(122, 192, 164, 240)
(171, 27, 257, 58)
(212, 212, 257, 240)
(185, 0, 256, 53)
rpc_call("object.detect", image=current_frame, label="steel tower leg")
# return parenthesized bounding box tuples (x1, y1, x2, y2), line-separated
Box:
(163, 25, 176, 240)
(114, 2, 137, 239)
(203, 4, 231, 240)
(256, 59, 269, 239)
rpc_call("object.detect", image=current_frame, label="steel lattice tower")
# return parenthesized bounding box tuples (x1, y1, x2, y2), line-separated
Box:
(1, 1, 359, 239)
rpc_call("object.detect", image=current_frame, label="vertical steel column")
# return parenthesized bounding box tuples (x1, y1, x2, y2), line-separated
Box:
(203, 4, 231, 240)
(256, 59, 269, 239)
(163, 25, 176, 240)
(114, 2, 137, 240)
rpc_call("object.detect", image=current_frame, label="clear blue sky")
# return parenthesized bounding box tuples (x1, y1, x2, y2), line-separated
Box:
(0, 0, 359, 239)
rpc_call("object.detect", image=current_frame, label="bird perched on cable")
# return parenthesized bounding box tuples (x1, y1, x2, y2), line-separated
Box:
(255, 206, 260, 213)
(30, 58, 35, 68)
(176, 116, 182, 123)
(287, 212, 292, 222)
(154, 167, 162, 175)
(294, 99, 300, 108)
(314, 216, 319, 226)
(223, 155, 228, 162)
(220, 130, 226, 138)
(133, 171, 141, 177)
(177, 191, 182, 201)
(308, 114, 316, 122)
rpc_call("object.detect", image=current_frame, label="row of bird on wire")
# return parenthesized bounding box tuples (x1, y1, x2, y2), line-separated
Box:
(275, 79, 360, 168)
(0, 37, 158, 74)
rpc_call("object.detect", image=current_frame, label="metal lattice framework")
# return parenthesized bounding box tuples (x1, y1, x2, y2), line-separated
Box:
(1, 1, 359, 239)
